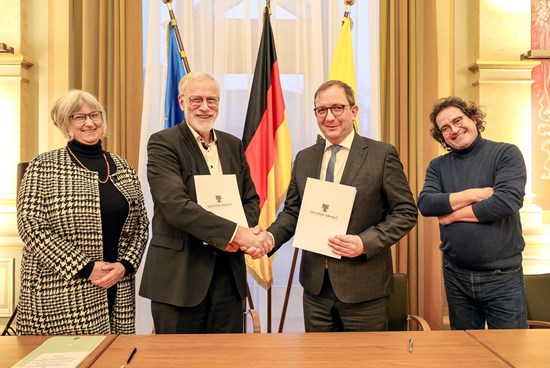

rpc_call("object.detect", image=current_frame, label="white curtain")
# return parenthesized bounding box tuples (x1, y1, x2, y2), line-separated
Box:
(137, 0, 379, 334)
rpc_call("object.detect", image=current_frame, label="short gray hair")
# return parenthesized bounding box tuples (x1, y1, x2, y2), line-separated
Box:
(178, 71, 220, 96)
(50, 90, 108, 139)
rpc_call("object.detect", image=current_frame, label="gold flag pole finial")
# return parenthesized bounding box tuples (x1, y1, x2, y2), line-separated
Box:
(162, 0, 173, 11)
(162, 0, 191, 73)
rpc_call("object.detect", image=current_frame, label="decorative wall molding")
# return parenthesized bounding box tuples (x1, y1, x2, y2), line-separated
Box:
(0, 197, 22, 249)
(521, 49, 550, 60)
(468, 60, 540, 86)
(0, 54, 33, 83)
(0, 43, 14, 54)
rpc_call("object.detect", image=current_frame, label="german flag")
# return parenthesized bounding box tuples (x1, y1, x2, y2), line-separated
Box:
(242, 6, 292, 289)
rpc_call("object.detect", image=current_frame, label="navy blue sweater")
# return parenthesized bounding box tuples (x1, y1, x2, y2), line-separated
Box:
(417, 135, 526, 270)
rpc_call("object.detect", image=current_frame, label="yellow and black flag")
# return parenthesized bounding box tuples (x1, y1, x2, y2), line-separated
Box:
(329, 12, 358, 132)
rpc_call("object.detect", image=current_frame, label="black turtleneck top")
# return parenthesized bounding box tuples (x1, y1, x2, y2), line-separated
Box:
(67, 139, 132, 312)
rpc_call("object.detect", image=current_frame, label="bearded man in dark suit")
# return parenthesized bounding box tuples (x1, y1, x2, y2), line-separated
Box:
(140, 71, 270, 334)
(266, 80, 418, 332)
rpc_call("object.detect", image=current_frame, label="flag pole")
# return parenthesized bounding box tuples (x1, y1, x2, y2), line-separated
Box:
(343, 0, 357, 132)
(334, 0, 358, 134)
(278, 247, 299, 332)
(265, 0, 273, 334)
(162, 0, 191, 73)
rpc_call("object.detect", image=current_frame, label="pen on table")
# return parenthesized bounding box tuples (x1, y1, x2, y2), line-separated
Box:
(127, 347, 138, 364)
(408, 337, 413, 353)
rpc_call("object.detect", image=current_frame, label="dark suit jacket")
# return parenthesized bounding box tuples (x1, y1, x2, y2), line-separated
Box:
(268, 134, 417, 303)
(139, 122, 259, 307)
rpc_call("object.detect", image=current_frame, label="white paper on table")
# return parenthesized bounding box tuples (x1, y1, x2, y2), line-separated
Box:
(194, 174, 248, 227)
(293, 178, 357, 259)
(20, 352, 89, 368)
(12, 336, 105, 368)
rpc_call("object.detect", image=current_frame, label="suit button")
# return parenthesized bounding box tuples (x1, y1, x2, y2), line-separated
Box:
(213, 251, 218, 256)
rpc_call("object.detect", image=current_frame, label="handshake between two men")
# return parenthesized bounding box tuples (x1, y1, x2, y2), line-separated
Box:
(227, 225, 369, 259)
(226, 226, 274, 259)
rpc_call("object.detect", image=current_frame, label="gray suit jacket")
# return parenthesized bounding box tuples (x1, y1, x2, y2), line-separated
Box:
(268, 134, 417, 303)
(139, 123, 259, 307)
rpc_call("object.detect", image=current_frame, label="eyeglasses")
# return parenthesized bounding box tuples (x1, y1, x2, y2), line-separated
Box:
(313, 105, 350, 117)
(438, 115, 465, 135)
(70, 111, 103, 124)
(185, 95, 220, 108)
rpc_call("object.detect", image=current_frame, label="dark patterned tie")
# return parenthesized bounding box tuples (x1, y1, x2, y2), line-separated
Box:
(325, 145, 341, 182)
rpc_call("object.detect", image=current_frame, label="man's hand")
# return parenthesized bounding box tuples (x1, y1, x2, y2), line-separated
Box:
(225, 243, 240, 252)
(328, 234, 364, 258)
(229, 226, 273, 259)
(251, 225, 274, 253)
(450, 187, 494, 210)
(468, 187, 494, 201)
(439, 204, 479, 225)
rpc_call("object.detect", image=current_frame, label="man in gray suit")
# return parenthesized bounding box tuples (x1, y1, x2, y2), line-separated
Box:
(265, 80, 417, 332)
(139, 71, 270, 334)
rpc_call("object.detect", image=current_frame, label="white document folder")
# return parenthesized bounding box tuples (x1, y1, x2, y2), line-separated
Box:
(194, 174, 248, 227)
(293, 177, 357, 259)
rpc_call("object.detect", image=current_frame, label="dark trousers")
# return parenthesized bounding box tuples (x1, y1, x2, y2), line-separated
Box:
(303, 270, 389, 332)
(443, 258, 527, 330)
(151, 256, 244, 334)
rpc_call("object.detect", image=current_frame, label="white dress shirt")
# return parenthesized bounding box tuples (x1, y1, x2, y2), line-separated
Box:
(320, 130, 355, 183)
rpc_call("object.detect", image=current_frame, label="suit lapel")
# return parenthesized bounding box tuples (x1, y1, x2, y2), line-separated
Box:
(179, 123, 210, 174)
(341, 134, 368, 185)
(216, 134, 233, 174)
(311, 140, 325, 179)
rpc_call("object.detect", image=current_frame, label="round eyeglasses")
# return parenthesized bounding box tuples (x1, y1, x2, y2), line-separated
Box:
(439, 115, 465, 135)
(185, 95, 220, 108)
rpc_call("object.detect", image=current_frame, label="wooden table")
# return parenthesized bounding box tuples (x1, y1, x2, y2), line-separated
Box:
(1, 335, 49, 368)
(91, 331, 509, 368)
(0, 334, 116, 368)
(467, 329, 550, 368)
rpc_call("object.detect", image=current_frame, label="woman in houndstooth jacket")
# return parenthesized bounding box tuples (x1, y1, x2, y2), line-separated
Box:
(16, 90, 149, 335)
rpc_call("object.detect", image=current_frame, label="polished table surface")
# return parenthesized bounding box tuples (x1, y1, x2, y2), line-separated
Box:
(0, 335, 116, 368)
(4, 330, 548, 368)
(467, 329, 550, 368)
(91, 331, 509, 368)
(1, 335, 49, 367)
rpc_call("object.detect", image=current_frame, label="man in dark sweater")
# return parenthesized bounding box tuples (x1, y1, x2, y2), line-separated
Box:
(417, 96, 527, 330)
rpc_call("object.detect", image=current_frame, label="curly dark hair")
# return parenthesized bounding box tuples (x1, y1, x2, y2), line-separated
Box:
(429, 96, 486, 151)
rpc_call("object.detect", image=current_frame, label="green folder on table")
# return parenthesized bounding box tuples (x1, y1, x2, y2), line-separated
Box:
(11, 336, 105, 368)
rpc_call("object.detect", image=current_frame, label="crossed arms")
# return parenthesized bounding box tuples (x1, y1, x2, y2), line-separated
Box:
(438, 187, 494, 225)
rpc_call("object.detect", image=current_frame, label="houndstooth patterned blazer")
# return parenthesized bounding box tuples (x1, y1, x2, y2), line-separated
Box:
(16, 147, 149, 335)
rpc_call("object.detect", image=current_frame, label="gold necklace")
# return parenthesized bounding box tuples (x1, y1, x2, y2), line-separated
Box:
(66, 146, 111, 184)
